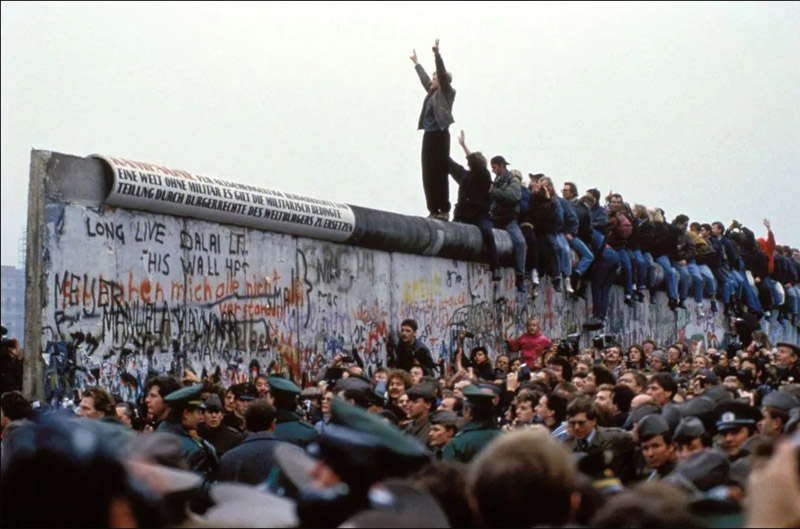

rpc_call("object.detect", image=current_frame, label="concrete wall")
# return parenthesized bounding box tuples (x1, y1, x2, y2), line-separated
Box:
(27, 151, 798, 402)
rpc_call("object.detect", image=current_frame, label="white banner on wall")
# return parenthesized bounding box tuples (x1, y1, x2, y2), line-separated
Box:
(93, 155, 356, 242)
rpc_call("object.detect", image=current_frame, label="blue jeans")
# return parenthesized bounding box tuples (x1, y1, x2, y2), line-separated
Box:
(655, 255, 679, 300)
(499, 220, 527, 277)
(471, 215, 499, 272)
(555, 233, 572, 276)
(764, 277, 786, 307)
(614, 245, 634, 295)
(713, 268, 736, 304)
(736, 270, 764, 313)
(569, 236, 594, 276)
(592, 246, 620, 319)
(786, 285, 800, 315)
(674, 259, 704, 302)
(629, 249, 651, 288)
(698, 263, 717, 299)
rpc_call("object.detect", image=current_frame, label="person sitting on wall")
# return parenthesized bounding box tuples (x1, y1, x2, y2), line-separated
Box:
(386, 319, 436, 376)
(448, 130, 500, 281)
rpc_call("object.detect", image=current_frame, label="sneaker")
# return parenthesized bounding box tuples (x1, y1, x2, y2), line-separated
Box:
(564, 276, 574, 294)
(583, 317, 604, 330)
(491, 269, 502, 282)
(624, 294, 634, 307)
(531, 269, 540, 286)
(553, 277, 563, 292)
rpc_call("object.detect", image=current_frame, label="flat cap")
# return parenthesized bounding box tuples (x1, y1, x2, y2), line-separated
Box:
(762, 391, 800, 412)
(715, 401, 762, 432)
(703, 384, 733, 405)
(660, 403, 682, 434)
(406, 381, 436, 401)
(679, 396, 716, 419)
(204, 393, 223, 411)
(695, 369, 718, 385)
(674, 416, 706, 440)
(629, 404, 660, 425)
(429, 410, 458, 427)
(164, 384, 205, 408)
(462, 385, 496, 406)
(776, 342, 800, 355)
(669, 449, 732, 492)
(269, 375, 301, 397)
(335, 376, 371, 394)
(637, 414, 670, 440)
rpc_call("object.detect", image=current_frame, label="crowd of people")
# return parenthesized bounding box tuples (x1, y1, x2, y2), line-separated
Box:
(414, 39, 800, 331)
(2, 316, 800, 527)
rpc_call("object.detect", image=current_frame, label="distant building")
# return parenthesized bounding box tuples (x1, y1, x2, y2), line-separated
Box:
(1, 265, 25, 345)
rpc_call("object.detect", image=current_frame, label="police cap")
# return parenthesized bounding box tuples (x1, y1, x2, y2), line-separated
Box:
(629, 404, 660, 425)
(462, 385, 496, 406)
(637, 413, 670, 441)
(268, 375, 301, 397)
(674, 416, 706, 441)
(231, 382, 256, 401)
(204, 393, 224, 412)
(715, 401, 762, 432)
(164, 384, 206, 409)
(429, 410, 458, 428)
(762, 391, 800, 412)
(405, 381, 436, 401)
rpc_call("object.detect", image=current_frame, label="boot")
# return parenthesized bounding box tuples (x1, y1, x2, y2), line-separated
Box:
(553, 276, 562, 292)
(624, 294, 634, 307)
(668, 298, 678, 312)
(710, 300, 718, 313)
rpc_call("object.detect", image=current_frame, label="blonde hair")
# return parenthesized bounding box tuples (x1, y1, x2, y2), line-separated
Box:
(511, 169, 523, 181)
(647, 208, 665, 224)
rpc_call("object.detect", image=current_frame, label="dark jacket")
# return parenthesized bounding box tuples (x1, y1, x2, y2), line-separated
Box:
(442, 420, 501, 463)
(674, 227, 696, 262)
(566, 426, 638, 484)
(448, 158, 491, 223)
(489, 171, 521, 226)
(606, 208, 635, 248)
(529, 193, 558, 234)
(405, 415, 433, 446)
(389, 337, 436, 375)
(589, 204, 609, 234)
(198, 423, 244, 459)
(416, 53, 455, 131)
(518, 185, 531, 225)
(555, 197, 579, 236)
(647, 223, 678, 259)
(156, 421, 219, 475)
(572, 200, 594, 246)
(215, 432, 286, 485)
(273, 410, 317, 448)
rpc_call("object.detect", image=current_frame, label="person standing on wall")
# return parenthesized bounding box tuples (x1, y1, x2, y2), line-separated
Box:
(411, 38, 456, 221)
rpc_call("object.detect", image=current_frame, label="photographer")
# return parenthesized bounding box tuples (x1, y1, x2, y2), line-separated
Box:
(455, 332, 494, 381)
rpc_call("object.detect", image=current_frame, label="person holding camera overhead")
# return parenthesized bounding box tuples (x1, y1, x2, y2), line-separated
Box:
(506, 317, 552, 369)
(454, 331, 495, 381)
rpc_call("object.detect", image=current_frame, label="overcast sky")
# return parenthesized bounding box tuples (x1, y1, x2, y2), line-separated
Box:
(2, 1, 798, 267)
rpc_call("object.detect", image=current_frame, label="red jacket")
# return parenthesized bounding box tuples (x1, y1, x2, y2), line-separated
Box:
(758, 231, 775, 274)
(507, 332, 552, 368)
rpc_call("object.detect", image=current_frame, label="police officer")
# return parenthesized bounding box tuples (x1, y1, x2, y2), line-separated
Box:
(714, 400, 761, 461)
(294, 398, 432, 527)
(757, 391, 800, 437)
(674, 416, 710, 459)
(442, 385, 502, 463)
(404, 381, 436, 445)
(269, 375, 317, 448)
(428, 410, 458, 459)
(637, 414, 678, 480)
(159, 384, 219, 475)
(224, 382, 255, 433)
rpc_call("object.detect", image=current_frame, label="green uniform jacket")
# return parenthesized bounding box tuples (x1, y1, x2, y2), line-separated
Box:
(273, 410, 317, 448)
(442, 420, 502, 463)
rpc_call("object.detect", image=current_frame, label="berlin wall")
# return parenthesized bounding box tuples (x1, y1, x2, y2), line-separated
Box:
(22, 150, 798, 402)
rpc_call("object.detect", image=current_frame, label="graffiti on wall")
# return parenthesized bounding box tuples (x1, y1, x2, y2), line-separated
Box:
(42, 201, 746, 404)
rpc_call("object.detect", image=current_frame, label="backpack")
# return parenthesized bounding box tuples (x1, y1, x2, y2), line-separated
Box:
(614, 212, 633, 239)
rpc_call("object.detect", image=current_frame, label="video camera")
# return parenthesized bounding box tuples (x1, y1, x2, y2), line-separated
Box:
(557, 333, 581, 357)
(592, 333, 616, 350)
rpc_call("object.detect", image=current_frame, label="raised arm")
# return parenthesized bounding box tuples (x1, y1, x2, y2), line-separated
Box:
(433, 39, 452, 90)
(411, 47, 432, 91)
(458, 130, 471, 157)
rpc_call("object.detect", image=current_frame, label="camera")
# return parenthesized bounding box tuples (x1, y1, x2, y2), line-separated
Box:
(592, 334, 616, 350)
(518, 364, 532, 383)
(557, 333, 581, 357)
(736, 368, 755, 389)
